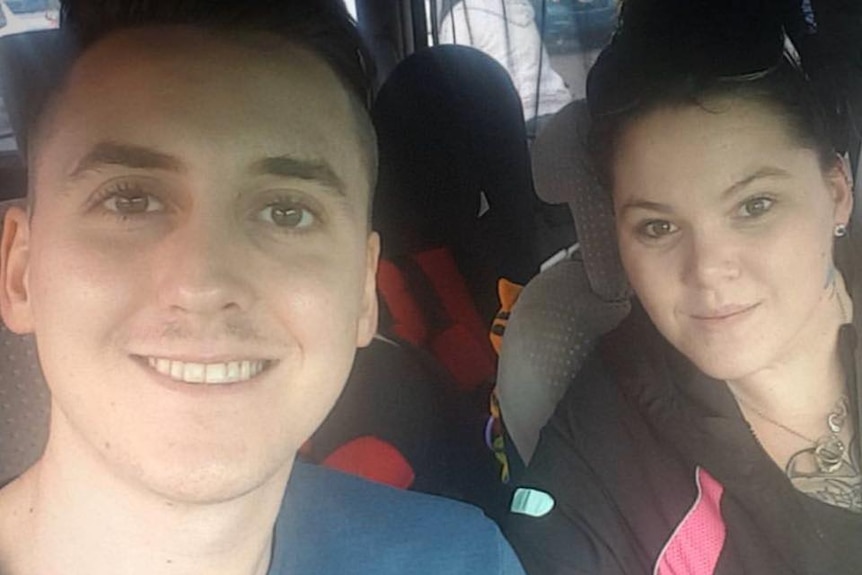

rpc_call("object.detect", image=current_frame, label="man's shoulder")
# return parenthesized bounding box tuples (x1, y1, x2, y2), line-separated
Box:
(287, 460, 485, 525)
(270, 462, 523, 574)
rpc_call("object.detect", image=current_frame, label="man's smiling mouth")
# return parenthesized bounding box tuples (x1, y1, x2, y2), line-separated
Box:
(142, 357, 272, 385)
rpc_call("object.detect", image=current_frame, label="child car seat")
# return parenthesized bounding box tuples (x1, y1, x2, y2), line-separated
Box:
(372, 44, 542, 300)
(371, 45, 545, 519)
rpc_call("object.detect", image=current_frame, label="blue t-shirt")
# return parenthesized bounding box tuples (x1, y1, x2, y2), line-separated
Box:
(269, 462, 525, 574)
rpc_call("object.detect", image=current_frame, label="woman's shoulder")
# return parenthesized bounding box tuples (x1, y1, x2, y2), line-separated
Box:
(506, 312, 703, 575)
(552, 302, 669, 415)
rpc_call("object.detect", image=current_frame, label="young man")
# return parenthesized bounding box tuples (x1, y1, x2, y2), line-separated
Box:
(0, 1, 524, 573)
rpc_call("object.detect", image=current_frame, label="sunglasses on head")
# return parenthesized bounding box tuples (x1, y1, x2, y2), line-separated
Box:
(586, 1, 798, 120)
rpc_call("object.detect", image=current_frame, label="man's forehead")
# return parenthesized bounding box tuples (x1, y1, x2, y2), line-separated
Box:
(67, 25, 338, 96)
(38, 26, 363, 171)
(26, 24, 376, 206)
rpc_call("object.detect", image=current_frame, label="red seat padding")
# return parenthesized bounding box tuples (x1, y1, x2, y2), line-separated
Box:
(322, 435, 416, 490)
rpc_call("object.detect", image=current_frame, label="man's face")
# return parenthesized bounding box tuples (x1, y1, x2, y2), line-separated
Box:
(0, 26, 379, 503)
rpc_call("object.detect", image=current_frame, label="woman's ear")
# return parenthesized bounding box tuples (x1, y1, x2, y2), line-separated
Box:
(826, 154, 855, 226)
(0, 204, 35, 334)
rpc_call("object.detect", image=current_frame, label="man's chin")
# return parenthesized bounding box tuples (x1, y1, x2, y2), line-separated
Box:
(125, 453, 295, 506)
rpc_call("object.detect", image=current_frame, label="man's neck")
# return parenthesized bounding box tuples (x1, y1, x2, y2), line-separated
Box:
(0, 434, 292, 575)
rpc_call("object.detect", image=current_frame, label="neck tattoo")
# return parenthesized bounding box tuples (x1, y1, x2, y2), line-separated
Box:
(742, 396, 861, 512)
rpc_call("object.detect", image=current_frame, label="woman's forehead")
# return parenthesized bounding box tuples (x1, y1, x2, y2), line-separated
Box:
(611, 99, 822, 204)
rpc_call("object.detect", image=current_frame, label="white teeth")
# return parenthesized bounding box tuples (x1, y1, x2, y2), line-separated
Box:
(183, 363, 205, 383)
(145, 357, 267, 385)
(171, 361, 184, 379)
(204, 363, 227, 383)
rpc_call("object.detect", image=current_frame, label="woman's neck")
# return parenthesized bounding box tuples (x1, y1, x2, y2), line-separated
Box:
(724, 273, 860, 511)
(726, 272, 853, 419)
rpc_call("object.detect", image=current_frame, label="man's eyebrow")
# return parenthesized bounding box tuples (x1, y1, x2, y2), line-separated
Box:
(250, 156, 345, 195)
(69, 141, 185, 178)
(618, 166, 793, 216)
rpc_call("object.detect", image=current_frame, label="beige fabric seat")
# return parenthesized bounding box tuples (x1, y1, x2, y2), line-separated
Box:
(496, 100, 630, 465)
(0, 199, 50, 486)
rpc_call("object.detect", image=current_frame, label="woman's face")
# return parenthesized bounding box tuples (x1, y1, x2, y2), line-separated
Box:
(612, 98, 853, 381)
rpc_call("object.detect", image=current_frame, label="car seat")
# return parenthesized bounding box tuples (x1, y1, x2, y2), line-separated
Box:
(495, 99, 630, 468)
(371, 44, 548, 519)
(303, 333, 463, 497)
(372, 44, 542, 297)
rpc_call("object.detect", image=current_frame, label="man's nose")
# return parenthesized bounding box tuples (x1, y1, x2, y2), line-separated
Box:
(155, 216, 255, 315)
(681, 231, 741, 288)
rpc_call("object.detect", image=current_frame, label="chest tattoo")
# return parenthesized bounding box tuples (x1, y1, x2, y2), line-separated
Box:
(786, 447, 862, 513)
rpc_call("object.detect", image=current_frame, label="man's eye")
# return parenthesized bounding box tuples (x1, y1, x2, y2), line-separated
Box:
(639, 220, 678, 239)
(258, 203, 316, 229)
(100, 183, 164, 215)
(738, 197, 774, 218)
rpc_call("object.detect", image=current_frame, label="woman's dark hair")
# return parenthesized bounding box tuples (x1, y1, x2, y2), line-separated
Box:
(586, 0, 841, 190)
(588, 57, 838, 190)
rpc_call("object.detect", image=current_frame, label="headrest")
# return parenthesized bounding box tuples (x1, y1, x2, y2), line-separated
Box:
(372, 45, 532, 257)
(372, 44, 539, 295)
(531, 100, 629, 302)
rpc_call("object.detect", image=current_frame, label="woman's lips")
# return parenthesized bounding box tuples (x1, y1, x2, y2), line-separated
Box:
(689, 302, 760, 322)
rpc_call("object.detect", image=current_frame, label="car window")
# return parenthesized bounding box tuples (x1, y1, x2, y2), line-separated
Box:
(429, 0, 617, 134)
(0, 0, 58, 153)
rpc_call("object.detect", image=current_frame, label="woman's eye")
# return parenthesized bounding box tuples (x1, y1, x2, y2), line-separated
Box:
(640, 220, 678, 239)
(739, 197, 774, 218)
(258, 203, 316, 230)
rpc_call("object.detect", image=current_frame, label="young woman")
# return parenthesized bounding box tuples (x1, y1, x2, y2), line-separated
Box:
(505, 2, 861, 573)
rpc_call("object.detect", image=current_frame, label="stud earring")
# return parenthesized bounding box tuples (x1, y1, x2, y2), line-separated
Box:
(834, 223, 848, 238)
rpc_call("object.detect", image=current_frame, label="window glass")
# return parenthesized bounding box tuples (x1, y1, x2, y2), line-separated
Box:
(344, 0, 358, 20)
(0, 0, 57, 38)
(431, 0, 617, 130)
(0, 0, 58, 159)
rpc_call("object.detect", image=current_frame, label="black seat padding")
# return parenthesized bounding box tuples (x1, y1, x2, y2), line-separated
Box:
(372, 45, 541, 323)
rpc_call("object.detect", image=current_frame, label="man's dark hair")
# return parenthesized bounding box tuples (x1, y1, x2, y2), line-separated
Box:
(15, 0, 378, 212)
(60, 0, 375, 111)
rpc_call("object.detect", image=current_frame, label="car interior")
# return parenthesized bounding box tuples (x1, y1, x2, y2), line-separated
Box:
(0, 0, 860, 529)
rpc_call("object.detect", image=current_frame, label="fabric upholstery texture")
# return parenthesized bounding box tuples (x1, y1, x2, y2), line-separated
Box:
(530, 99, 629, 302)
(496, 100, 632, 465)
(497, 257, 629, 463)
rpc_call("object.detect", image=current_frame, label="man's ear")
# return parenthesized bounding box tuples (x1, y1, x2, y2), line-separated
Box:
(0, 204, 34, 334)
(828, 155, 854, 225)
(356, 231, 380, 348)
